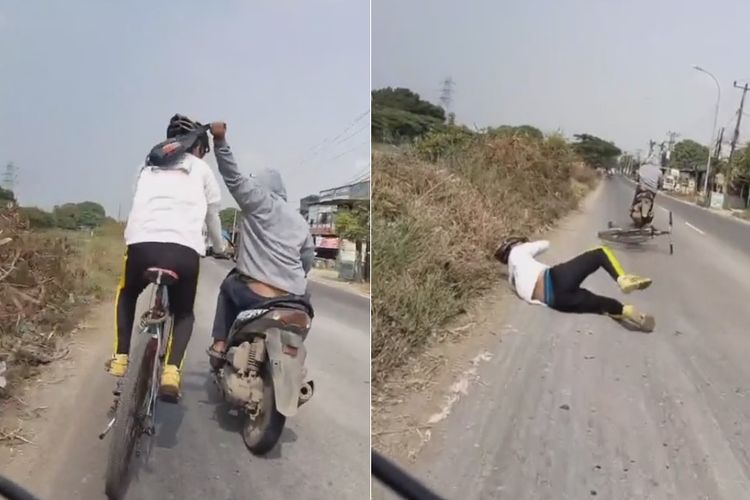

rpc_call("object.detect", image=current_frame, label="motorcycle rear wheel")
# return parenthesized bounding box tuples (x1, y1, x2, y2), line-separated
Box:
(242, 364, 286, 455)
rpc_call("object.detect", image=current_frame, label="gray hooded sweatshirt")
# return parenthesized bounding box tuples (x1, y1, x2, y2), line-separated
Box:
(214, 139, 314, 296)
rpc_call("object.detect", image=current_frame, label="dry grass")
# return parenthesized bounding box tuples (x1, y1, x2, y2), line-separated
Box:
(372, 134, 596, 385)
(0, 211, 123, 394)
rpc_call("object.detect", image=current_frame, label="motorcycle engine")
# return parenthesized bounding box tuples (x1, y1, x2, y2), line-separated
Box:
(221, 340, 265, 408)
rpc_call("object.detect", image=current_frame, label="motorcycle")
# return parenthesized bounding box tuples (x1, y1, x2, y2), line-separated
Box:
(211, 297, 315, 454)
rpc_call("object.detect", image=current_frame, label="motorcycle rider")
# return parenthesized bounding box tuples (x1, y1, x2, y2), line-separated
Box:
(630, 153, 662, 228)
(206, 122, 315, 368)
(109, 114, 226, 402)
(495, 237, 655, 332)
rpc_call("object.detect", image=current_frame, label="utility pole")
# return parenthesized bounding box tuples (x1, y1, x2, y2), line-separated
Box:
(2, 162, 17, 193)
(729, 81, 749, 163)
(714, 127, 725, 159)
(439, 76, 455, 124)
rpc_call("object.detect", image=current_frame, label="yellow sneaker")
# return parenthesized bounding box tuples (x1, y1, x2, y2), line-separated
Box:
(159, 364, 181, 403)
(617, 274, 652, 294)
(106, 354, 129, 377)
(622, 305, 655, 332)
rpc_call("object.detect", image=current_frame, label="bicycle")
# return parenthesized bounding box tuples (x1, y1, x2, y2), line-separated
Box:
(597, 210, 674, 255)
(99, 267, 178, 499)
(0, 475, 40, 500)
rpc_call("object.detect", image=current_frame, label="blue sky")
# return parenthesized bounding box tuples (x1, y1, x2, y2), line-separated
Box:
(373, 0, 750, 157)
(0, 0, 370, 217)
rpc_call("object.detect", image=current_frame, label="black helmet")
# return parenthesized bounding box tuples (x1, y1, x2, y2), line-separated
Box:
(494, 236, 528, 264)
(166, 113, 209, 153)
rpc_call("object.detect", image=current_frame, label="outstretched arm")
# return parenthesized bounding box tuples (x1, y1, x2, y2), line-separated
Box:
(210, 122, 270, 213)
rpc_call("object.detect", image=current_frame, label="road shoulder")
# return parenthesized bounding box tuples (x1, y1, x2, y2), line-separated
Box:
(308, 268, 370, 298)
(371, 184, 604, 471)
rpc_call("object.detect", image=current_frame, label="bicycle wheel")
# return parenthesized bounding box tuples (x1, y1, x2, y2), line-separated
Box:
(104, 336, 156, 500)
(597, 228, 649, 244)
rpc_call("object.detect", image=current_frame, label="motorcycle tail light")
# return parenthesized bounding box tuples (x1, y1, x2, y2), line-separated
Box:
(270, 309, 311, 330)
(282, 344, 298, 357)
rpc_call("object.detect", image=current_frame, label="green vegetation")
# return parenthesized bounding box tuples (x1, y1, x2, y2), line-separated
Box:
(219, 207, 240, 230)
(572, 133, 622, 169)
(335, 204, 370, 282)
(669, 139, 709, 172)
(372, 87, 447, 144)
(19, 201, 108, 230)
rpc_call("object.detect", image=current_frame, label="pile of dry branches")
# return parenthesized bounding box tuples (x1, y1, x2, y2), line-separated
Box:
(0, 205, 81, 392)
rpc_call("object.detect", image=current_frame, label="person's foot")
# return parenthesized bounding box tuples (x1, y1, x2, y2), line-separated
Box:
(105, 354, 129, 377)
(621, 305, 655, 332)
(617, 274, 652, 294)
(207, 341, 226, 371)
(159, 364, 181, 403)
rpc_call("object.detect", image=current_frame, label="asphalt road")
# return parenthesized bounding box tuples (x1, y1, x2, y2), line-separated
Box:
(403, 177, 750, 500)
(5, 259, 370, 500)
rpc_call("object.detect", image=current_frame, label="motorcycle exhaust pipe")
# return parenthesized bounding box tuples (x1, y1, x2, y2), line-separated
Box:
(298, 380, 314, 407)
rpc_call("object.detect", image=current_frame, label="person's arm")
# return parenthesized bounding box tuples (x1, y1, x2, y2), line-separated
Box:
(203, 164, 225, 253)
(522, 240, 550, 257)
(210, 123, 271, 214)
(301, 233, 315, 276)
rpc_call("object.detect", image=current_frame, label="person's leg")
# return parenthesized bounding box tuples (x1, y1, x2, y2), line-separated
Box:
(210, 272, 238, 343)
(549, 246, 650, 294)
(160, 244, 200, 400)
(110, 245, 148, 376)
(551, 288, 655, 332)
(551, 287, 623, 315)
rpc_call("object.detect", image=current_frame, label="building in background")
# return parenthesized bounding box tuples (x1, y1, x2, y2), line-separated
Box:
(300, 179, 369, 279)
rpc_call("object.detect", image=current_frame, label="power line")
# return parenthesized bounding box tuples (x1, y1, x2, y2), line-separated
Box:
(326, 140, 369, 162)
(300, 109, 370, 166)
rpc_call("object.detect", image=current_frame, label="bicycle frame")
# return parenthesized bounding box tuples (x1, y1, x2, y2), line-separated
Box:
(141, 282, 170, 434)
(99, 280, 171, 439)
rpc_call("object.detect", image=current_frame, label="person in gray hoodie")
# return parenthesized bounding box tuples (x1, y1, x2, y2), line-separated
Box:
(206, 122, 315, 366)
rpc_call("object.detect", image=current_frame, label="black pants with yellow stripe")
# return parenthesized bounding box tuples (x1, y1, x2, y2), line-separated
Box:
(115, 242, 199, 368)
(546, 247, 624, 316)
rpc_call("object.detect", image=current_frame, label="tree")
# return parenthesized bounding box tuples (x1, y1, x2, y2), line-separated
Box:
(335, 204, 369, 282)
(76, 201, 106, 227)
(488, 125, 544, 140)
(219, 207, 239, 230)
(53, 203, 80, 230)
(372, 87, 447, 143)
(669, 139, 709, 172)
(0, 187, 15, 203)
(572, 134, 622, 169)
(21, 207, 55, 228)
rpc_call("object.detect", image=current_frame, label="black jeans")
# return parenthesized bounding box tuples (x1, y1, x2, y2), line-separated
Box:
(115, 242, 199, 367)
(547, 248, 624, 316)
(210, 270, 307, 341)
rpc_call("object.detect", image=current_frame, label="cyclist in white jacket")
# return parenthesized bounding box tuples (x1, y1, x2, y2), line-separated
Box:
(495, 237, 655, 332)
(109, 114, 226, 402)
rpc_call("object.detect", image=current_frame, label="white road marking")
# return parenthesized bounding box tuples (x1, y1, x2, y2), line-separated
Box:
(685, 221, 705, 235)
(660, 206, 670, 216)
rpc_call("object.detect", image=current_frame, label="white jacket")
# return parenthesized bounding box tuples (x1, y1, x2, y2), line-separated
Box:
(508, 240, 550, 305)
(125, 153, 224, 255)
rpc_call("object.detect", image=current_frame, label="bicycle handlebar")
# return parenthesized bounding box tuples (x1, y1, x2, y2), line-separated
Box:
(372, 450, 445, 500)
(0, 476, 40, 500)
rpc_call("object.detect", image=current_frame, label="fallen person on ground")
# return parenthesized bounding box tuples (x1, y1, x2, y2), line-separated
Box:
(205, 121, 315, 368)
(495, 237, 656, 332)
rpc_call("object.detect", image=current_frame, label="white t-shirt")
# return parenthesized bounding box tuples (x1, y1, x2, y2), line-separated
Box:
(508, 240, 550, 305)
(124, 154, 222, 256)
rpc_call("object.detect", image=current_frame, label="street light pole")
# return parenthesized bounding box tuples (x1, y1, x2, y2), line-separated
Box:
(692, 65, 721, 206)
